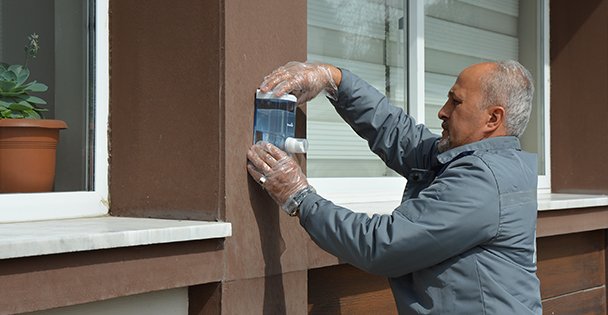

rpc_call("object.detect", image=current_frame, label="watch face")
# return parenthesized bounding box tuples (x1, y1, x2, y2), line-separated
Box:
(283, 186, 315, 216)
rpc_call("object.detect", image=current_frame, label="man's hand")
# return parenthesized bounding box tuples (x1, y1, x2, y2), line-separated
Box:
(247, 142, 309, 209)
(259, 61, 342, 104)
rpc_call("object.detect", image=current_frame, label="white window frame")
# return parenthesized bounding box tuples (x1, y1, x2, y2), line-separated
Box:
(0, 0, 109, 223)
(538, 0, 551, 192)
(309, 0, 551, 208)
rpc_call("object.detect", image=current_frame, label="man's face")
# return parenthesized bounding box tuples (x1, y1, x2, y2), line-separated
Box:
(437, 63, 493, 153)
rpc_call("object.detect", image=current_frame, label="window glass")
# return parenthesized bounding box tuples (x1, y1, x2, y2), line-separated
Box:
(306, 0, 406, 178)
(424, 0, 546, 174)
(0, 0, 94, 191)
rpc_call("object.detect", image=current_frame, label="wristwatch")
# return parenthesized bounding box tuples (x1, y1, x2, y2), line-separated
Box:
(282, 186, 316, 216)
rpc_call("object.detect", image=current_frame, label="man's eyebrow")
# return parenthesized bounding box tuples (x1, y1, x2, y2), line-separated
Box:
(448, 90, 461, 99)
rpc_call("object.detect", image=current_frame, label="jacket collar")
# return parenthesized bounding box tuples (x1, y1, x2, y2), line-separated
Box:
(436, 136, 521, 164)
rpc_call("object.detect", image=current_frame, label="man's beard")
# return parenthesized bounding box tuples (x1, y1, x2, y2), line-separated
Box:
(438, 136, 450, 153)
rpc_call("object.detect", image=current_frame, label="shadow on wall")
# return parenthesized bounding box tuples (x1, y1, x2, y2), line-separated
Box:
(249, 176, 287, 313)
(551, 0, 603, 58)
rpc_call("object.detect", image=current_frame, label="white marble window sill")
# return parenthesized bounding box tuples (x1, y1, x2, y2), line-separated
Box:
(0, 216, 231, 259)
(536, 193, 608, 211)
(342, 192, 608, 216)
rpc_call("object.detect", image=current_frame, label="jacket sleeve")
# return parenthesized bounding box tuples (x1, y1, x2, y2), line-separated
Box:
(330, 68, 440, 175)
(299, 155, 500, 278)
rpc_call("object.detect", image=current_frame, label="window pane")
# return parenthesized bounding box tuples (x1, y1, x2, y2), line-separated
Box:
(424, 0, 546, 174)
(307, 0, 406, 177)
(0, 0, 94, 192)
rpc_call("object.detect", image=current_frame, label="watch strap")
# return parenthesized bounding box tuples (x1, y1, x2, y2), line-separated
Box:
(282, 186, 316, 216)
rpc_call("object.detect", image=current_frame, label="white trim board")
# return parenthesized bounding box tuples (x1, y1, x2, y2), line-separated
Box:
(0, 216, 232, 259)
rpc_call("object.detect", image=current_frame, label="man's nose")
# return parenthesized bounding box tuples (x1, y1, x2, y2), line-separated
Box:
(438, 102, 448, 120)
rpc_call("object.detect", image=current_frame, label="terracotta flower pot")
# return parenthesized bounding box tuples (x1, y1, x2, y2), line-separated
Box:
(0, 119, 68, 193)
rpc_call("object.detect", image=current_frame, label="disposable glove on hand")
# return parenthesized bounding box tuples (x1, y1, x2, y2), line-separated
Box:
(247, 141, 309, 209)
(259, 61, 338, 104)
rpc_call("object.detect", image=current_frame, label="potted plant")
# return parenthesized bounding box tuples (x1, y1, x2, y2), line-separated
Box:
(0, 33, 68, 193)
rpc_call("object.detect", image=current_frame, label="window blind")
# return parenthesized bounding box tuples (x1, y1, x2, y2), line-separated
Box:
(424, 0, 519, 133)
(307, 0, 405, 177)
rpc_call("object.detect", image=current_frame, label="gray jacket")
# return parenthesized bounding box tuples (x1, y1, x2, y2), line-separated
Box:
(299, 69, 542, 314)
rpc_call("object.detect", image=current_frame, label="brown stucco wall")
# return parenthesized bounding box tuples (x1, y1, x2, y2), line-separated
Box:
(0, 240, 224, 314)
(551, 0, 608, 194)
(221, 0, 308, 280)
(218, 1, 313, 313)
(109, 0, 222, 220)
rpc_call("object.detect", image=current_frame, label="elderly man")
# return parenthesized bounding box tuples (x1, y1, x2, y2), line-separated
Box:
(247, 61, 542, 314)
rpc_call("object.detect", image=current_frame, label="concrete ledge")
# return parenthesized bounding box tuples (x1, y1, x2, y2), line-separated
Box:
(0, 216, 231, 259)
(537, 193, 608, 211)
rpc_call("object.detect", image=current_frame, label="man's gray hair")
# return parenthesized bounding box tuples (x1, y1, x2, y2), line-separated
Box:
(480, 60, 535, 138)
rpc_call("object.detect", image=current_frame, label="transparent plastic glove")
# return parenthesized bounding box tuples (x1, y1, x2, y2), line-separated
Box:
(246, 141, 309, 209)
(259, 61, 338, 104)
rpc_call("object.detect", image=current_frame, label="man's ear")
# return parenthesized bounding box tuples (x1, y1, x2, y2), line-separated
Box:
(486, 106, 505, 132)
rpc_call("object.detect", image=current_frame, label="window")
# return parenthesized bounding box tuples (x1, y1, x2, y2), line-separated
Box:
(307, 0, 405, 179)
(420, 0, 549, 188)
(307, 0, 550, 206)
(0, 0, 108, 222)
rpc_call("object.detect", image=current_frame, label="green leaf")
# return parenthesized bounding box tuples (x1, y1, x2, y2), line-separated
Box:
(23, 81, 47, 92)
(0, 67, 11, 79)
(18, 100, 34, 107)
(15, 67, 30, 86)
(4, 69, 17, 82)
(15, 94, 46, 105)
(0, 109, 11, 119)
(8, 64, 22, 73)
(0, 97, 19, 104)
(23, 109, 41, 119)
(9, 102, 34, 111)
(0, 80, 17, 92)
(0, 98, 11, 107)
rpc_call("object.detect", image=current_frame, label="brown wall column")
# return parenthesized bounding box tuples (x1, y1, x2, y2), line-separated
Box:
(550, 0, 608, 194)
(220, 0, 310, 312)
(109, 0, 223, 220)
